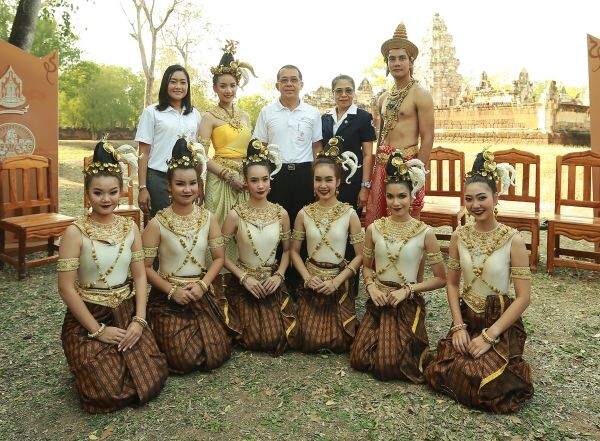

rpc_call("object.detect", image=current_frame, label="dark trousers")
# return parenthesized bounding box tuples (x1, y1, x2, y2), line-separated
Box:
(269, 162, 314, 296)
(147, 168, 170, 219)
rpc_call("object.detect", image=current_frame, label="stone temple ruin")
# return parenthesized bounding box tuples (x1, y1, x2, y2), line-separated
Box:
(304, 13, 590, 145)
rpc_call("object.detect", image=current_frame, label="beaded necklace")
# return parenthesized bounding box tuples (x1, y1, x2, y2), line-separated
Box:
(304, 201, 351, 262)
(235, 201, 282, 266)
(156, 205, 209, 277)
(207, 104, 243, 131)
(458, 223, 516, 296)
(75, 215, 132, 292)
(380, 79, 417, 142)
(374, 216, 425, 284)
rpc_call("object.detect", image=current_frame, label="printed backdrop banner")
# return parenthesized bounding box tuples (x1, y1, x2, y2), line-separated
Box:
(0, 39, 58, 215)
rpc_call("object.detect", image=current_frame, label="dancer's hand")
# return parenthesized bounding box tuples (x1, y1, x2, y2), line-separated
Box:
(388, 286, 410, 307)
(451, 329, 471, 355)
(96, 326, 127, 345)
(468, 335, 492, 358)
(358, 188, 369, 209)
(305, 276, 323, 290)
(171, 286, 195, 305)
(185, 283, 205, 301)
(229, 178, 246, 193)
(243, 276, 266, 299)
(368, 286, 387, 307)
(316, 279, 338, 295)
(119, 321, 143, 351)
(262, 275, 281, 295)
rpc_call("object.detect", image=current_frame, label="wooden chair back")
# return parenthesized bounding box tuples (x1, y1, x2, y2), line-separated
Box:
(493, 148, 541, 213)
(0, 155, 54, 219)
(554, 150, 600, 215)
(425, 147, 465, 199)
(83, 155, 135, 208)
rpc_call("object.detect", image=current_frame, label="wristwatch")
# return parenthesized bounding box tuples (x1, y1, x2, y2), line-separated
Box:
(138, 184, 147, 190)
(361, 181, 372, 189)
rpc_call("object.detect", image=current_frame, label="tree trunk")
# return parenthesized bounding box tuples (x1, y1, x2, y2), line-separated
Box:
(145, 75, 154, 108)
(8, 0, 42, 51)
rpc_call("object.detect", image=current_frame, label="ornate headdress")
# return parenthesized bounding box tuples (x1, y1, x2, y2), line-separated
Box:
(465, 146, 515, 195)
(380, 22, 419, 60)
(384, 151, 427, 198)
(210, 40, 257, 89)
(316, 136, 360, 184)
(166, 137, 209, 185)
(243, 139, 282, 178)
(83, 135, 140, 187)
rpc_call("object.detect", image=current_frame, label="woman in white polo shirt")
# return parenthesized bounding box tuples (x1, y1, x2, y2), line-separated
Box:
(135, 65, 202, 219)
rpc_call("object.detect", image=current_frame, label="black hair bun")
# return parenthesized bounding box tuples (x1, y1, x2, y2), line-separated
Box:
(171, 138, 190, 160)
(92, 141, 118, 165)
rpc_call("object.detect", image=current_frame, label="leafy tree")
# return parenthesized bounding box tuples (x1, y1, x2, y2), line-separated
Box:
(362, 56, 391, 91)
(238, 94, 269, 129)
(59, 61, 144, 137)
(0, 0, 81, 66)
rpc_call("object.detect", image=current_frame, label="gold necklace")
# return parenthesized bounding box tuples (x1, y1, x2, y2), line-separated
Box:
(381, 79, 417, 142)
(235, 201, 280, 230)
(208, 104, 243, 131)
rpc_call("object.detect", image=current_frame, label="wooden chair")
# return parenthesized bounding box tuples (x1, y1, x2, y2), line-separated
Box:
(546, 150, 600, 273)
(0, 155, 75, 279)
(83, 156, 141, 228)
(420, 147, 466, 248)
(493, 148, 541, 271)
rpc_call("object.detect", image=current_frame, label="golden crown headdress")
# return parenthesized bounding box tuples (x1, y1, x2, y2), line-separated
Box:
(243, 139, 282, 178)
(167, 137, 209, 184)
(465, 146, 515, 195)
(210, 40, 257, 89)
(83, 135, 140, 187)
(384, 151, 427, 197)
(316, 137, 360, 184)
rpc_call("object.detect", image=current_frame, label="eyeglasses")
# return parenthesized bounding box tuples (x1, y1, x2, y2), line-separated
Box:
(333, 88, 354, 96)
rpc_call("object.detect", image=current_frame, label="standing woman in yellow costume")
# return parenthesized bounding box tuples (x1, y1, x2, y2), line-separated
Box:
(200, 40, 256, 227)
(142, 138, 240, 374)
(58, 140, 167, 413)
(424, 148, 534, 413)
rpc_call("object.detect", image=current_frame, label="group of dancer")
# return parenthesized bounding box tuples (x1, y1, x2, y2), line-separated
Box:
(56, 22, 534, 416)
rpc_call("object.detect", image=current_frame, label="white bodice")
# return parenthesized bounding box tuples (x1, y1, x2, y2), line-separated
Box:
(304, 205, 353, 264)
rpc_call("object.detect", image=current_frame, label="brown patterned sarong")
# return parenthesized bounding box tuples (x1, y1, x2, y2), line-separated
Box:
(61, 297, 168, 414)
(148, 277, 241, 374)
(223, 273, 300, 356)
(350, 281, 430, 382)
(296, 260, 358, 353)
(423, 295, 533, 413)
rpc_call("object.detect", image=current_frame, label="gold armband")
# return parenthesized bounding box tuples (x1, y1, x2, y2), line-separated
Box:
(426, 251, 444, 266)
(144, 247, 158, 258)
(291, 229, 306, 241)
(208, 236, 225, 249)
(349, 230, 365, 244)
(363, 246, 374, 259)
(280, 230, 291, 241)
(447, 256, 461, 271)
(511, 266, 531, 280)
(57, 257, 79, 272)
(199, 137, 211, 148)
(222, 234, 233, 245)
(131, 250, 145, 263)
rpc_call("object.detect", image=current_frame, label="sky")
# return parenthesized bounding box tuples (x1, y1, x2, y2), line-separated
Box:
(76, 0, 600, 99)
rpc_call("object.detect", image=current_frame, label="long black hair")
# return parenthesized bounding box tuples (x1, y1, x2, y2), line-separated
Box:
(156, 65, 193, 115)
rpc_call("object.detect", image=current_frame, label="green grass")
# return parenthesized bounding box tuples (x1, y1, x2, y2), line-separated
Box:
(0, 142, 598, 440)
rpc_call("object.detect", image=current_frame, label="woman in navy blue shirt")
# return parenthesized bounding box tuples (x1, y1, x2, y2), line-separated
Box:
(322, 74, 377, 213)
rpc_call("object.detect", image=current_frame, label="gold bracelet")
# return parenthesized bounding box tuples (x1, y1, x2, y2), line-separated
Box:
(406, 283, 415, 300)
(87, 323, 106, 339)
(450, 323, 467, 333)
(132, 316, 148, 328)
(167, 284, 177, 301)
(239, 272, 249, 286)
(197, 280, 209, 293)
(274, 271, 285, 282)
(481, 328, 500, 345)
(347, 266, 357, 276)
(365, 281, 375, 293)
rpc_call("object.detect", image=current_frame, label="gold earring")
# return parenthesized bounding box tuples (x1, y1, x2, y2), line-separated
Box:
(168, 192, 172, 203)
(335, 188, 339, 196)
(494, 206, 498, 216)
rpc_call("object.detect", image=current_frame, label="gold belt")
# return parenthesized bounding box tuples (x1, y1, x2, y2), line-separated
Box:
(159, 271, 204, 286)
(461, 290, 511, 314)
(76, 281, 134, 309)
(306, 260, 342, 280)
(213, 156, 243, 175)
(238, 261, 274, 282)
(376, 145, 419, 164)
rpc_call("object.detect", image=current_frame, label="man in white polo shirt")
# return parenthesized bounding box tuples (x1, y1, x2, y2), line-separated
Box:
(253, 65, 322, 224)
